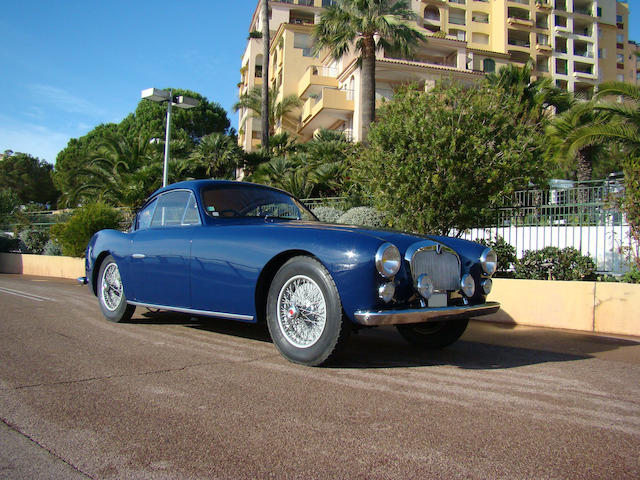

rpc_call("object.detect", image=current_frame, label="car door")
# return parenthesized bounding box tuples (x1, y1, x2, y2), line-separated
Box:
(128, 190, 200, 308)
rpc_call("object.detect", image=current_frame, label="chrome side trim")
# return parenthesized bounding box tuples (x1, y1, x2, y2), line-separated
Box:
(127, 301, 254, 322)
(353, 302, 500, 326)
(77, 276, 88, 285)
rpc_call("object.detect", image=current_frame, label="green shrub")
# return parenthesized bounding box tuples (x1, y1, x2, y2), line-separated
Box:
(475, 236, 517, 275)
(43, 239, 63, 256)
(514, 247, 596, 281)
(337, 207, 387, 228)
(312, 206, 343, 223)
(621, 267, 640, 284)
(50, 202, 123, 258)
(0, 234, 20, 253)
(17, 228, 50, 254)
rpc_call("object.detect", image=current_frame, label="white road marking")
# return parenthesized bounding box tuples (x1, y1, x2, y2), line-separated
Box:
(0, 286, 56, 302)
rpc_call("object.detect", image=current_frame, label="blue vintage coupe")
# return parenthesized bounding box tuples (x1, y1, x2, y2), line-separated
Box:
(81, 180, 499, 366)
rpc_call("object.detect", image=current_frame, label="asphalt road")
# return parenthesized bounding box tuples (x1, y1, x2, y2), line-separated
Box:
(1, 274, 639, 480)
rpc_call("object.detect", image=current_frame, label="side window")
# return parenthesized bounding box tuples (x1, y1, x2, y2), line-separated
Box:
(150, 191, 192, 228)
(181, 193, 201, 225)
(136, 199, 157, 230)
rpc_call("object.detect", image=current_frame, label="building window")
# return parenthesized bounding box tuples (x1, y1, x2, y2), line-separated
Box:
(555, 15, 567, 27)
(472, 12, 489, 23)
(449, 8, 466, 25)
(616, 15, 623, 23)
(294, 33, 315, 57)
(483, 58, 496, 73)
(617, 53, 625, 63)
(449, 29, 466, 41)
(472, 32, 489, 45)
(617, 74, 625, 82)
(450, 0, 466, 4)
(424, 5, 440, 21)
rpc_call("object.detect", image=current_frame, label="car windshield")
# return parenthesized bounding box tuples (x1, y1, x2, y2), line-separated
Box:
(201, 184, 317, 221)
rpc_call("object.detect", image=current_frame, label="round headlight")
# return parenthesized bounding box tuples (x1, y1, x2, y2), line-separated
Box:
(375, 243, 401, 279)
(378, 282, 395, 303)
(460, 274, 475, 297)
(481, 278, 493, 295)
(415, 274, 434, 300)
(480, 248, 498, 276)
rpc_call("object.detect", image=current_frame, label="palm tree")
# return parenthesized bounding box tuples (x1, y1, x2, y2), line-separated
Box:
(233, 86, 302, 138)
(75, 134, 160, 208)
(185, 133, 242, 179)
(485, 61, 573, 120)
(313, 0, 425, 142)
(564, 82, 640, 156)
(546, 101, 603, 183)
(261, 0, 270, 149)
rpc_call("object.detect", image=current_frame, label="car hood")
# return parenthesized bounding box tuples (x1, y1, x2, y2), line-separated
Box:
(266, 220, 485, 262)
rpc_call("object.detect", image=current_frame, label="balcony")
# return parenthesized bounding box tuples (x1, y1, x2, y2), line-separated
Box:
(297, 65, 339, 99)
(508, 17, 534, 28)
(298, 88, 354, 135)
(536, 44, 552, 54)
(573, 70, 597, 81)
(536, 1, 552, 10)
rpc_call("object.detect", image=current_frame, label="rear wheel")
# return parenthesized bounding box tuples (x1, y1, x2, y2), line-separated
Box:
(97, 255, 135, 323)
(266, 256, 350, 366)
(396, 318, 469, 349)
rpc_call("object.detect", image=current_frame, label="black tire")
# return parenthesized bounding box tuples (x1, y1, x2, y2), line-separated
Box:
(97, 255, 135, 323)
(266, 256, 350, 366)
(396, 318, 469, 349)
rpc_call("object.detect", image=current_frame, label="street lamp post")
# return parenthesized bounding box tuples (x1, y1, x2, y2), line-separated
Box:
(140, 88, 199, 187)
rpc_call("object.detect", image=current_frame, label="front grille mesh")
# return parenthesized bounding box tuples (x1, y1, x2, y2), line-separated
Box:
(410, 248, 461, 291)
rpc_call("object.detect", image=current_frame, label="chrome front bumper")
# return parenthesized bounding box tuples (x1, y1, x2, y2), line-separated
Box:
(354, 301, 500, 326)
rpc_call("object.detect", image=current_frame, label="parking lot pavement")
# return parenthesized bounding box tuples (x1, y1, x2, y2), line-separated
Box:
(1, 273, 639, 479)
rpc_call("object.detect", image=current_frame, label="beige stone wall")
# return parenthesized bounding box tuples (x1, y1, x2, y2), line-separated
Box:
(0, 253, 84, 280)
(482, 278, 640, 337)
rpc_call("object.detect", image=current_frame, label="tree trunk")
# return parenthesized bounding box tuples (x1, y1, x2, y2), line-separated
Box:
(261, 0, 270, 150)
(360, 35, 376, 145)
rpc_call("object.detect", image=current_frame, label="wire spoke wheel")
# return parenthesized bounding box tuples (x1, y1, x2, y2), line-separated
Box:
(277, 275, 327, 348)
(101, 262, 124, 312)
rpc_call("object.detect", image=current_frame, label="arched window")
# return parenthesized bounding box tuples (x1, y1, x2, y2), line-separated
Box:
(483, 58, 496, 73)
(424, 5, 440, 21)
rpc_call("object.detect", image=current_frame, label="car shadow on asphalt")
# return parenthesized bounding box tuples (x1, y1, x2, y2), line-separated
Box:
(130, 310, 638, 370)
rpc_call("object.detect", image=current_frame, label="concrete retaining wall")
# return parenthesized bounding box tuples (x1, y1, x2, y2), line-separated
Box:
(482, 278, 640, 337)
(1, 253, 638, 337)
(0, 253, 84, 280)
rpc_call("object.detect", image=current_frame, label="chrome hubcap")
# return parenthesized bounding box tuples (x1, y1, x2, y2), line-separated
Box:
(101, 262, 123, 312)
(277, 275, 327, 348)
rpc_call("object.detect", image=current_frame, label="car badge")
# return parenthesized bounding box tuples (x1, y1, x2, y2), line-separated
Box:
(436, 245, 442, 255)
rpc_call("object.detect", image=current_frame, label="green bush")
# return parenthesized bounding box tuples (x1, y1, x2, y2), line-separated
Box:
(43, 239, 63, 256)
(337, 207, 387, 228)
(475, 236, 517, 275)
(621, 267, 640, 284)
(514, 247, 596, 281)
(17, 228, 50, 254)
(50, 202, 123, 258)
(312, 206, 343, 223)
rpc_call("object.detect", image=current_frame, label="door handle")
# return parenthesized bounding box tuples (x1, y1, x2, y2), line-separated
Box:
(132, 253, 146, 259)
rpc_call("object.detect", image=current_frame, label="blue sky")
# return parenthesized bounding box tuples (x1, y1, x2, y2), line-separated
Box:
(1, 1, 639, 165)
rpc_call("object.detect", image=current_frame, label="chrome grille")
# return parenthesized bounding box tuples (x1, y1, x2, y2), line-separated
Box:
(409, 246, 461, 291)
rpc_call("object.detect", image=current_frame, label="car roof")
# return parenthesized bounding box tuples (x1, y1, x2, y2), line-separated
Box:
(150, 179, 289, 199)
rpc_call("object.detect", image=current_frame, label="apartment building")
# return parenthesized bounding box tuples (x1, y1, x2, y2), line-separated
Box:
(237, 0, 636, 151)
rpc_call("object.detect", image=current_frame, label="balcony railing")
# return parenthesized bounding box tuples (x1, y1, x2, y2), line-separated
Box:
(508, 39, 531, 48)
(574, 50, 594, 58)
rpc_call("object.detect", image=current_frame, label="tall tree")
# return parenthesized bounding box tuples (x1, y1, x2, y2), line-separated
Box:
(184, 132, 243, 179)
(313, 0, 425, 142)
(0, 152, 59, 206)
(261, 0, 270, 149)
(233, 86, 302, 136)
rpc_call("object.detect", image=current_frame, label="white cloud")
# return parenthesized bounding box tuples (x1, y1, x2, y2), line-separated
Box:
(0, 115, 73, 164)
(27, 84, 105, 117)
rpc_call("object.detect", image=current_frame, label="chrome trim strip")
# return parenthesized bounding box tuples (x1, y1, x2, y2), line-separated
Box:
(127, 302, 254, 322)
(353, 302, 500, 326)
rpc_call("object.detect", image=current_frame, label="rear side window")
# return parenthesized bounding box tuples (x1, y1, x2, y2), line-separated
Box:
(149, 190, 200, 228)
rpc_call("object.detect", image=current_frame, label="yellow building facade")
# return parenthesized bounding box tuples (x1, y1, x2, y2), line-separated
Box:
(237, 0, 637, 151)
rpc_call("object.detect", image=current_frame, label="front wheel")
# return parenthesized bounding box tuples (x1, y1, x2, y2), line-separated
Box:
(396, 318, 469, 349)
(266, 256, 350, 366)
(97, 255, 135, 323)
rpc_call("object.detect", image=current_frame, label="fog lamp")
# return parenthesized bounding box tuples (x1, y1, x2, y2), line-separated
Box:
(378, 282, 395, 303)
(481, 278, 493, 295)
(415, 274, 434, 300)
(460, 274, 475, 297)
